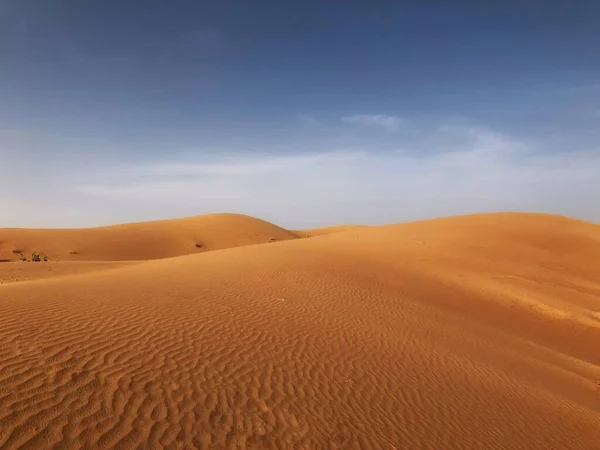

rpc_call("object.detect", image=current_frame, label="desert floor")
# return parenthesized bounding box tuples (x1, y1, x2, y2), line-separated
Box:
(0, 212, 599, 449)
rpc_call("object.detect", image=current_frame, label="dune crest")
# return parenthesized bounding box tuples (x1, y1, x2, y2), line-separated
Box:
(0, 212, 599, 449)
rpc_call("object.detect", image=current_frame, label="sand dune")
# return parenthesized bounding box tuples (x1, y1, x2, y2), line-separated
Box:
(0, 212, 599, 449)
(0, 213, 298, 262)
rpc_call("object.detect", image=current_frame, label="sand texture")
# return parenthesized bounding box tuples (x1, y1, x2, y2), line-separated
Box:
(0, 212, 599, 449)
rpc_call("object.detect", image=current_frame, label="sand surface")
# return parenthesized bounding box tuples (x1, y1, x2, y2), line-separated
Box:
(0, 212, 599, 449)
(0, 261, 137, 285)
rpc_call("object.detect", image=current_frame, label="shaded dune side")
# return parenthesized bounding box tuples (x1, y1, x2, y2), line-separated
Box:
(0, 213, 298, 261)
(292, 225, 370, 238)
(0, 213, 599, 449)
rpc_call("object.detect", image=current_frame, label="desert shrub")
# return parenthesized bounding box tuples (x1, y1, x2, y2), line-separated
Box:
(43, 255, 48, 262)
(19, 253, 26, 262)
(32, 252, 41, 262)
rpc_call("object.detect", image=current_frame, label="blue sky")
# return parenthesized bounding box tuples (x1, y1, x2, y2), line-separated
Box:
(1, 0, 599, 228)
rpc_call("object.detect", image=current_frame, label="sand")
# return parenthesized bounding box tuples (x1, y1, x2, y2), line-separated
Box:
(0, 212, 598, 449)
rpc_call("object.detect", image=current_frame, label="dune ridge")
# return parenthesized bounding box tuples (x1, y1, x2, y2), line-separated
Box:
(0, 212, 599, 449)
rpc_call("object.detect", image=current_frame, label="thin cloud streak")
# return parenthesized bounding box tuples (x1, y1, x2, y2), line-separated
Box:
(341, 114, 406, 131)
(130, 152, 357, 177)
(297, 114, 322, 126)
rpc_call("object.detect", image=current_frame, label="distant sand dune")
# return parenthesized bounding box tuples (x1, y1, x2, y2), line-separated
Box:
(0, 212, 598, 448)
(0, 213, 298, 261)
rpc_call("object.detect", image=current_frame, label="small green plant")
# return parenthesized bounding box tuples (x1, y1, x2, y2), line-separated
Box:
(19, 253, 26, 262)
(32, 252, 41, 262)
(43, 255, 48, 262)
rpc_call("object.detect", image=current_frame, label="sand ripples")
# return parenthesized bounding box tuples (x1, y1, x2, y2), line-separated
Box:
(1, 213, 599, 449)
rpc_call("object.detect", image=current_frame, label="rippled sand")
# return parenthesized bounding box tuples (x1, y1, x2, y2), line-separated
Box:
(1, 212, 598, 449)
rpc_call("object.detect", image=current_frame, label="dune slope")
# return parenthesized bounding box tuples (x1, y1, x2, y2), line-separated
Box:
(0, 213, 598, 449)
(0, 213, 298, 261)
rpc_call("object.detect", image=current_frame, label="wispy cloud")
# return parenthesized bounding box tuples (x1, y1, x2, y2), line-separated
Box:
(77, 125, 600, 227)
(566, 83, 600, 93)
(341, 114, 405, 131)
(3, 115, 598, 228)
(98, 152, 357, 179)
(297, 114, 322, 126)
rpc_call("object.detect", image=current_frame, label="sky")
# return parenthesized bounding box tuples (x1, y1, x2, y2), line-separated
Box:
(1, 0, 599, 228)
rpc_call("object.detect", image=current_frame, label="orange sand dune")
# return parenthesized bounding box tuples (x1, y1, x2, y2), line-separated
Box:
(0, 212, 599, 449)
(0, 213, 298, 261)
